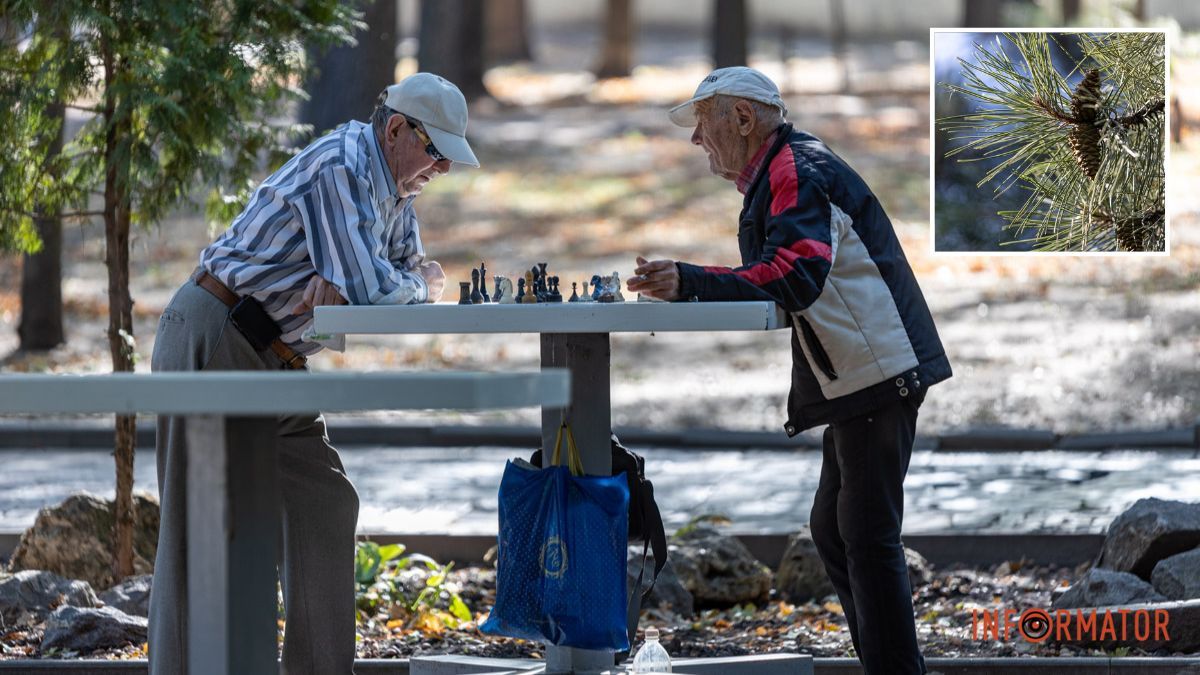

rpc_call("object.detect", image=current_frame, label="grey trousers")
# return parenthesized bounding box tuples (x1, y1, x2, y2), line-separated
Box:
(148, 279, 360, 675)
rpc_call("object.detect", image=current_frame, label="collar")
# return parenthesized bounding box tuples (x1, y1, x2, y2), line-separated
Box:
(365, 122, 402, 206)
(735, 128, 780, 195)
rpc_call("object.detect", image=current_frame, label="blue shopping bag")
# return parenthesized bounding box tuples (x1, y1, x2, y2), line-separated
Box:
(480, 423, 630, 651)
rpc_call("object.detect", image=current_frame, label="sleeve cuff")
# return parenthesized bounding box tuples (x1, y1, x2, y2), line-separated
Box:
(412, 271, 429, 304)
(676, 262, 703, 301)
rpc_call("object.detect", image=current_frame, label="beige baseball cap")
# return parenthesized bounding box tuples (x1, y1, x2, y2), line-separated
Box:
(668, 66, 788, 127)
(383, 73, 480, 168)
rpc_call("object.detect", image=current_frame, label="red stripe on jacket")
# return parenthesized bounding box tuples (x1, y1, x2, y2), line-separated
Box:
(769, 144, 799, 217)
(702, 238, 832, 287)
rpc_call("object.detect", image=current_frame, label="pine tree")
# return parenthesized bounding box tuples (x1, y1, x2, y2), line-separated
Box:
(0, 0, 359, 580)
(939, 32, 1166, 252)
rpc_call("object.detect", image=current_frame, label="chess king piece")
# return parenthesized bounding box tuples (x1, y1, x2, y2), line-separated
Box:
(457, 281, 472, 305)
(590, 274, 602, 301)
(497, 277, 516, 304)
(610, 271, 625, 302)
(492, 275, 504, 303)
(522, 271, 538, 303)
(470, 269, 484, 304)
(568, 282, 579, 302)
(479, 262, 489, 302)
(579, 281, 593, 303)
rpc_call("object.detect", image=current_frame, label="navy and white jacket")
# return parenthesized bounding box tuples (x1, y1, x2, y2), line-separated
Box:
(677, 124, 951, 434)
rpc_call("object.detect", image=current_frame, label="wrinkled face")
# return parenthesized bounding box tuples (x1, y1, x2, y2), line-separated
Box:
(382, 115, 452, 197)
(690, 97, 751, 182)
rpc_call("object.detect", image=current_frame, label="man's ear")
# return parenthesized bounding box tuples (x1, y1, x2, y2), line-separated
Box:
(386, 114, 406, 142)
(734, 100, 756, 136)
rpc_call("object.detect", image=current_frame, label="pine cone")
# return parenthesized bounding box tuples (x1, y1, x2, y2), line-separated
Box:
(1094, 209, 1164, 251)
(1069, 70, 1103, 179)
(1118, 97, 1165, 127)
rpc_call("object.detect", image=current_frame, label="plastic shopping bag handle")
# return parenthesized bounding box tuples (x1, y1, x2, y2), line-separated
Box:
(551, 420, 585, 476)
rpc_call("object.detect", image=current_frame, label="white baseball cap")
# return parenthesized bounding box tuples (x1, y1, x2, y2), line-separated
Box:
(383, 73, 480, 168)
(668, 66, 788, 127)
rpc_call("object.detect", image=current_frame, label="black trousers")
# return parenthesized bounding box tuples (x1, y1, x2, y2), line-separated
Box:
(809, 397, 926, 675)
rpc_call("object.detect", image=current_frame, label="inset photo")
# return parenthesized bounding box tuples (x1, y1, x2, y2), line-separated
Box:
(933, 29, 1167, 253)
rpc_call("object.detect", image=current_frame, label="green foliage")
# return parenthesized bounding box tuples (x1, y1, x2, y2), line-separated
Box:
(0, 0, 363, 245)
(673, 513, 732, 538)
(939, 32, 1166, 252)
(353, 540, 474, 629)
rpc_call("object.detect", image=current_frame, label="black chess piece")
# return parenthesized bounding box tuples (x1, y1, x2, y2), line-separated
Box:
(547, 275, 562, 302)
(568, 282, 579, 302)
(492, 275, 503, 303)
(458, 281, 472, 305)
(470, 269, 483, 304)
(516, 277, 526, 303)
(479, 262, 489, 302)
(590, 274, 602, 301)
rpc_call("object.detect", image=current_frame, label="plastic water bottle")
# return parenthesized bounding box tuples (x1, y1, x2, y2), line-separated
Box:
(630, 626, 672, 673)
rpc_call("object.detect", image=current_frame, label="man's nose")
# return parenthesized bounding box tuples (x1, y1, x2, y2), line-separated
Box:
(690, 126, 703, 146)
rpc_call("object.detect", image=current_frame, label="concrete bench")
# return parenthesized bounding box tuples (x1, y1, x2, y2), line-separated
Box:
(0, 370, 568, 675)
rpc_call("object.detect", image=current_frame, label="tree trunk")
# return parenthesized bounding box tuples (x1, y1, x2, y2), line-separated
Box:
(711, 0, 748, 69)
(301, 0, 397, 141)
(828, 0, 850, 92)
(18, 10, 65, 351)
(486, 0, 532, 65)
(101, 30, 136, 582)
(417, 0, 488, 101)
(1061, 0, 1081, 23)
(962, 0, 1005, 26)
(594, 0, 633, 79)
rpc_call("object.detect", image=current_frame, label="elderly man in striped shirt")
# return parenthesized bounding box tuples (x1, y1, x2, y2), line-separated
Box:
(148, 73, 479, 674)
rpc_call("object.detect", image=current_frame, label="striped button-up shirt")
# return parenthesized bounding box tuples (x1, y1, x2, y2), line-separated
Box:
(200, 120, 428, 355)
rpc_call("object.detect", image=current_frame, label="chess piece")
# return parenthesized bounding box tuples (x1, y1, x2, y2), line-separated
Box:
(590, 275, 602, 301)
(597, 274, 614, 303)
(479, 262, 490, 302)
(470, 269, 484, 304)
(522, 271, 538, 303)
(497, 277, 515, 304)
(458, 281, 472, 305)
(610, 271, 625, 302)
(568, 282, 579, 302)
(547, 275, 563, 302)
(579, 281, 593, 303)
(493, 275, 504, 303)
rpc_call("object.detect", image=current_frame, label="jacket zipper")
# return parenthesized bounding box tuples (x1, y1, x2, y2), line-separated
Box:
(797, 316, 838, 381)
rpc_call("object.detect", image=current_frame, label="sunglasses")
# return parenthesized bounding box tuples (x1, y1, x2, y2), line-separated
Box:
(403, 115, 447, 162)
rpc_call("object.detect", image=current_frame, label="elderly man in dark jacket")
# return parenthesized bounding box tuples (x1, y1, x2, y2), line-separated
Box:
(628, 67, 950, 675)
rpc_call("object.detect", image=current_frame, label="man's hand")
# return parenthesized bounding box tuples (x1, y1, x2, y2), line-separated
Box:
(291, 275, 347, 315)
(626, 256, 681, 301)
(416, 260, 445, 303)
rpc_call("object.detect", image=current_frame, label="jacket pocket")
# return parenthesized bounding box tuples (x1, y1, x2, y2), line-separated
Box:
(797, 316, 838, 381)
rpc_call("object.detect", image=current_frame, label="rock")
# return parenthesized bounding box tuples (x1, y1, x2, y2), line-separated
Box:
(627, 549, 693, 617)
(774, 529, 835, 603)
(98, 574, 153, 618)
(1051, 599, 1200, 654)
(1051, 568, 1167, 609)
(0, 570, 99, 627)
(905, 546, 934, 589)
(9, 492, 159, 591)
(40, 605, 147, 654)
(1097, 498, 1200, 580)
(668, 526, 771, 608)
(774, 529, 933, 604)
(1151, 548, 1200, 600)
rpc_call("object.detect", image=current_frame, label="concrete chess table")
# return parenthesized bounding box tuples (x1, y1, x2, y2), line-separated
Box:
(314, 302, 811, 675)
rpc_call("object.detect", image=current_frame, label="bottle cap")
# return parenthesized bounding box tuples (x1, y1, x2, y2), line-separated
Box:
(644, 626, 659, 639)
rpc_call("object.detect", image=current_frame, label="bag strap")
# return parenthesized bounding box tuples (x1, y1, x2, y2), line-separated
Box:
(624, 479, 670, 652)
(551, 420, 585, 476)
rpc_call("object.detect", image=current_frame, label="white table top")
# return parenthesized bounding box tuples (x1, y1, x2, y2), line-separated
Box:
(0, 371, 569, 414)
(313, 301, 788, 335)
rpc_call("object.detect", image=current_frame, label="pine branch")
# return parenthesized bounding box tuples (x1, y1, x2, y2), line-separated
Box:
(1117, 97, 1165, 127)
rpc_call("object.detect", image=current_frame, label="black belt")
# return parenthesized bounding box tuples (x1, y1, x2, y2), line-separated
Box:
(192, 269, 307, 370)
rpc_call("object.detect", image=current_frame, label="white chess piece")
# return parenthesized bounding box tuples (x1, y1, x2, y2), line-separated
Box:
(610, 271, 625, 302)
(497, 277, 516, 304)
